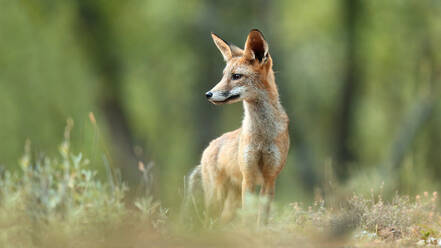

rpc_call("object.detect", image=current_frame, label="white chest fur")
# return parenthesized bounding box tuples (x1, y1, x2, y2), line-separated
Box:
(242, 97, 286, 141)
(240, 96, 287, 170)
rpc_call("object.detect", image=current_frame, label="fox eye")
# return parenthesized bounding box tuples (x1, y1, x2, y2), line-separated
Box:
(231, 73, 242, 80)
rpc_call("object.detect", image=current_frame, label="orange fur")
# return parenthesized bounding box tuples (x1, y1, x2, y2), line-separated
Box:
(197, 30, 290, 224)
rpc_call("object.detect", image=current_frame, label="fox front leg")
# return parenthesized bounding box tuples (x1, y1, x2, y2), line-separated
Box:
(258, 179, 275, 225)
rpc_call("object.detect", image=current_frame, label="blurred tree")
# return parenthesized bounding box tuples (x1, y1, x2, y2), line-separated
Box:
(74, 0, 143, 188)
(334, 0, 362, 181)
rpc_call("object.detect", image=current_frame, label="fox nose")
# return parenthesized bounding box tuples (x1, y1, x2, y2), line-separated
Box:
(205, 91, 213, 99)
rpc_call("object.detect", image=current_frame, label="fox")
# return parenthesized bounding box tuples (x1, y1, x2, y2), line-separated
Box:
(187, 29, 290, 225)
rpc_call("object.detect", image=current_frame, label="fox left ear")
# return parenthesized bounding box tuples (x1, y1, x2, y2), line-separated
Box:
(244, 29, 268, 63)
(211, 32, 233, 61)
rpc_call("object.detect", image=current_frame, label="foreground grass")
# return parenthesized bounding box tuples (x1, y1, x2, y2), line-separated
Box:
(0, 126, 440, 247)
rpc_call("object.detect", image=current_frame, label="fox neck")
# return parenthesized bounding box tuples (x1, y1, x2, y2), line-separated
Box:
(241, 74, 286, 140)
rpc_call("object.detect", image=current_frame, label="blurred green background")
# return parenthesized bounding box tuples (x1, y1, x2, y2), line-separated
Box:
(1, 0, 440, 207)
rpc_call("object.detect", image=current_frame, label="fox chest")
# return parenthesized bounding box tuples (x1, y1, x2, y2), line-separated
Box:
(238, 141, 284, 171)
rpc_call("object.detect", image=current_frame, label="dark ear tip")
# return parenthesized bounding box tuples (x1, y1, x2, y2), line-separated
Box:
(250, 28, 264, 36)
(211, 32, 230, 45)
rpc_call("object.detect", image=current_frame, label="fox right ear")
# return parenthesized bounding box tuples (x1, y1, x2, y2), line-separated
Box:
(211, 33, 232, 61)
(244, 29, 268, 63)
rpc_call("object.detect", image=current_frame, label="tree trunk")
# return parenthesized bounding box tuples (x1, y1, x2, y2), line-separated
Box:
(75, 1, 143, 189)
(334, 0, 362, 181)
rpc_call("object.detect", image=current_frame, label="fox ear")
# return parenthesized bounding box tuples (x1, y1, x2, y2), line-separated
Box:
(244, 29, 268, 63)
(211, 33, 232, 61)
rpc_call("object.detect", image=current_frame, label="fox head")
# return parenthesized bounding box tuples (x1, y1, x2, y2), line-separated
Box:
(205, 29, 277, 105)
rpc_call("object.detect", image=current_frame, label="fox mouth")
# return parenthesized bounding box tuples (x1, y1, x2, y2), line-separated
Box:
(211, 94, 241, 104)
